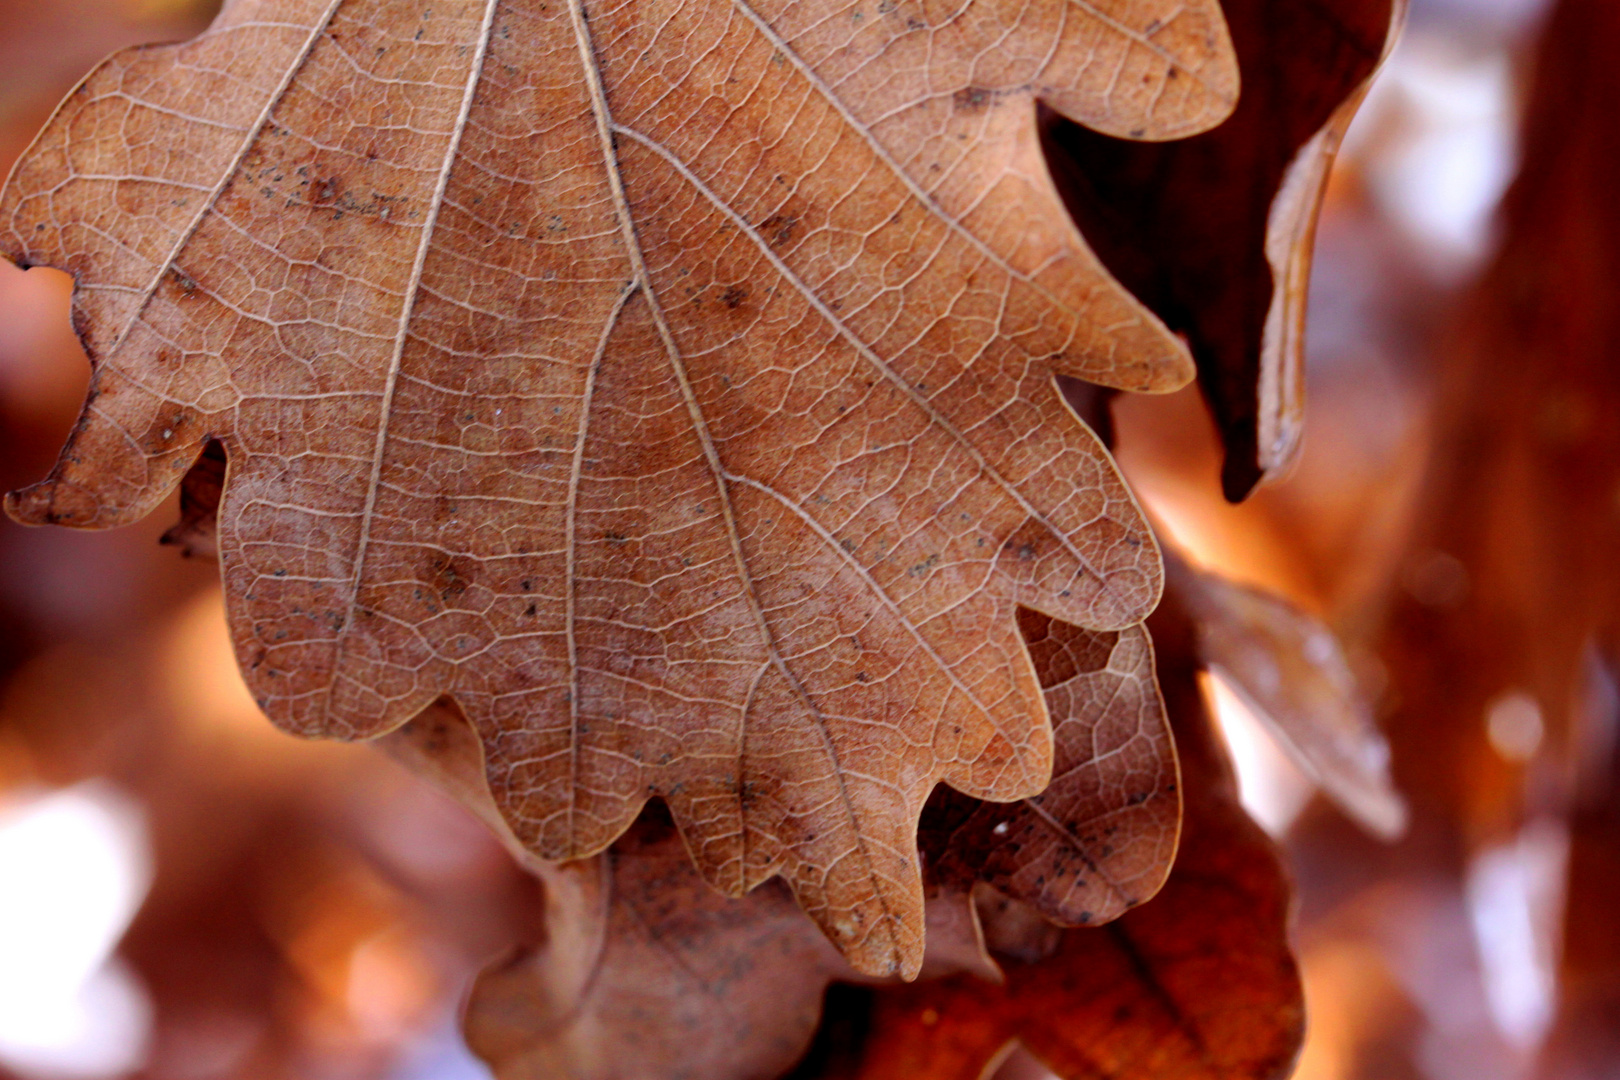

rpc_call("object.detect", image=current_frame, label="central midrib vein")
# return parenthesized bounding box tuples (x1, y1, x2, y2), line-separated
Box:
(563, 0, 900, 964)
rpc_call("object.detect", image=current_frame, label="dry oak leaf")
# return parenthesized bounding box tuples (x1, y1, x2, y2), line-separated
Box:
(0, 0, 1237, 976)
(1043, 0, 1401, 498)
(388, 607, 1177, 1080)
(789, 591, 1304, 1080)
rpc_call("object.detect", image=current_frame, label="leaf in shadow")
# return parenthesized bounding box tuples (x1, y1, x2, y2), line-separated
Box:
(923, 613, 1180, 928)
(1044, 0, 1402, 499)
(1169, 549, 1406, 840)
(386, 704, 993, 1080)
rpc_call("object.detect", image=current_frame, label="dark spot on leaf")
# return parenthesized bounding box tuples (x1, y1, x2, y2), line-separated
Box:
(760, 213, 798, 246)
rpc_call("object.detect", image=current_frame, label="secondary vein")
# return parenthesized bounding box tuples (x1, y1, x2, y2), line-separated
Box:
(326, 0, 502, 719)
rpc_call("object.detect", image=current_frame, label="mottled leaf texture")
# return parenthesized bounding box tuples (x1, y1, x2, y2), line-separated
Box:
(0, 0, 1239, 975)
(1170, 552, 1405, 840)
(790, 592, 1303, 1080)
(923, 612, 1179, 927)
(418, 607, 1177, 1080)
(1044, 0, 1401, 499)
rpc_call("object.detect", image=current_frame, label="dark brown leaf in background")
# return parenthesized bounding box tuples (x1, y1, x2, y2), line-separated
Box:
(387, 702, 992, 1080)
(0, 0, 1241, 977)
(1353, 0, 1620, 1073)
(1045, 0, 1401, 500)
(1372, 0, 1620, 845)
(1543, 707, 1620, 1080)
(160, 437, 226, 559)
(1515, 7, 1620, 1076)
(786, 585, 1303, 1080)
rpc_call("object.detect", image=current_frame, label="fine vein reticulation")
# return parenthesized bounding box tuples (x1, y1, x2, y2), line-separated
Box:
(1, 0, 1235, 976)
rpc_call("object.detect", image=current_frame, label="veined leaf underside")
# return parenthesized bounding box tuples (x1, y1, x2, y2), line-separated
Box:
(0, 0, 1235, 975)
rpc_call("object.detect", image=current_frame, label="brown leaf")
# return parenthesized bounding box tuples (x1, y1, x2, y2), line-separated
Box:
(1373, 0, 1620, 845)
(1349, 0, 1620, 1071)
(465, 808, 852, 1080)
(392, 603, 1181, 1080)
(789, 590, 1304, 1080)
(1543, 700, 1620, 1078)
(1043, 0, 1401, 499)
(1169, 551, 1406, 840)
(0, 0, 1237, 976)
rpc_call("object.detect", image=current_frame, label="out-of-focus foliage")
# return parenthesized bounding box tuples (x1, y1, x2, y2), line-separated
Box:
(1116, 1, 1620, 1078)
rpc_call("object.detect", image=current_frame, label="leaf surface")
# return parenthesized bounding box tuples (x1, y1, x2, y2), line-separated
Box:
(0, 0, 1236, 974)
(922, 612, 1179, 927)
